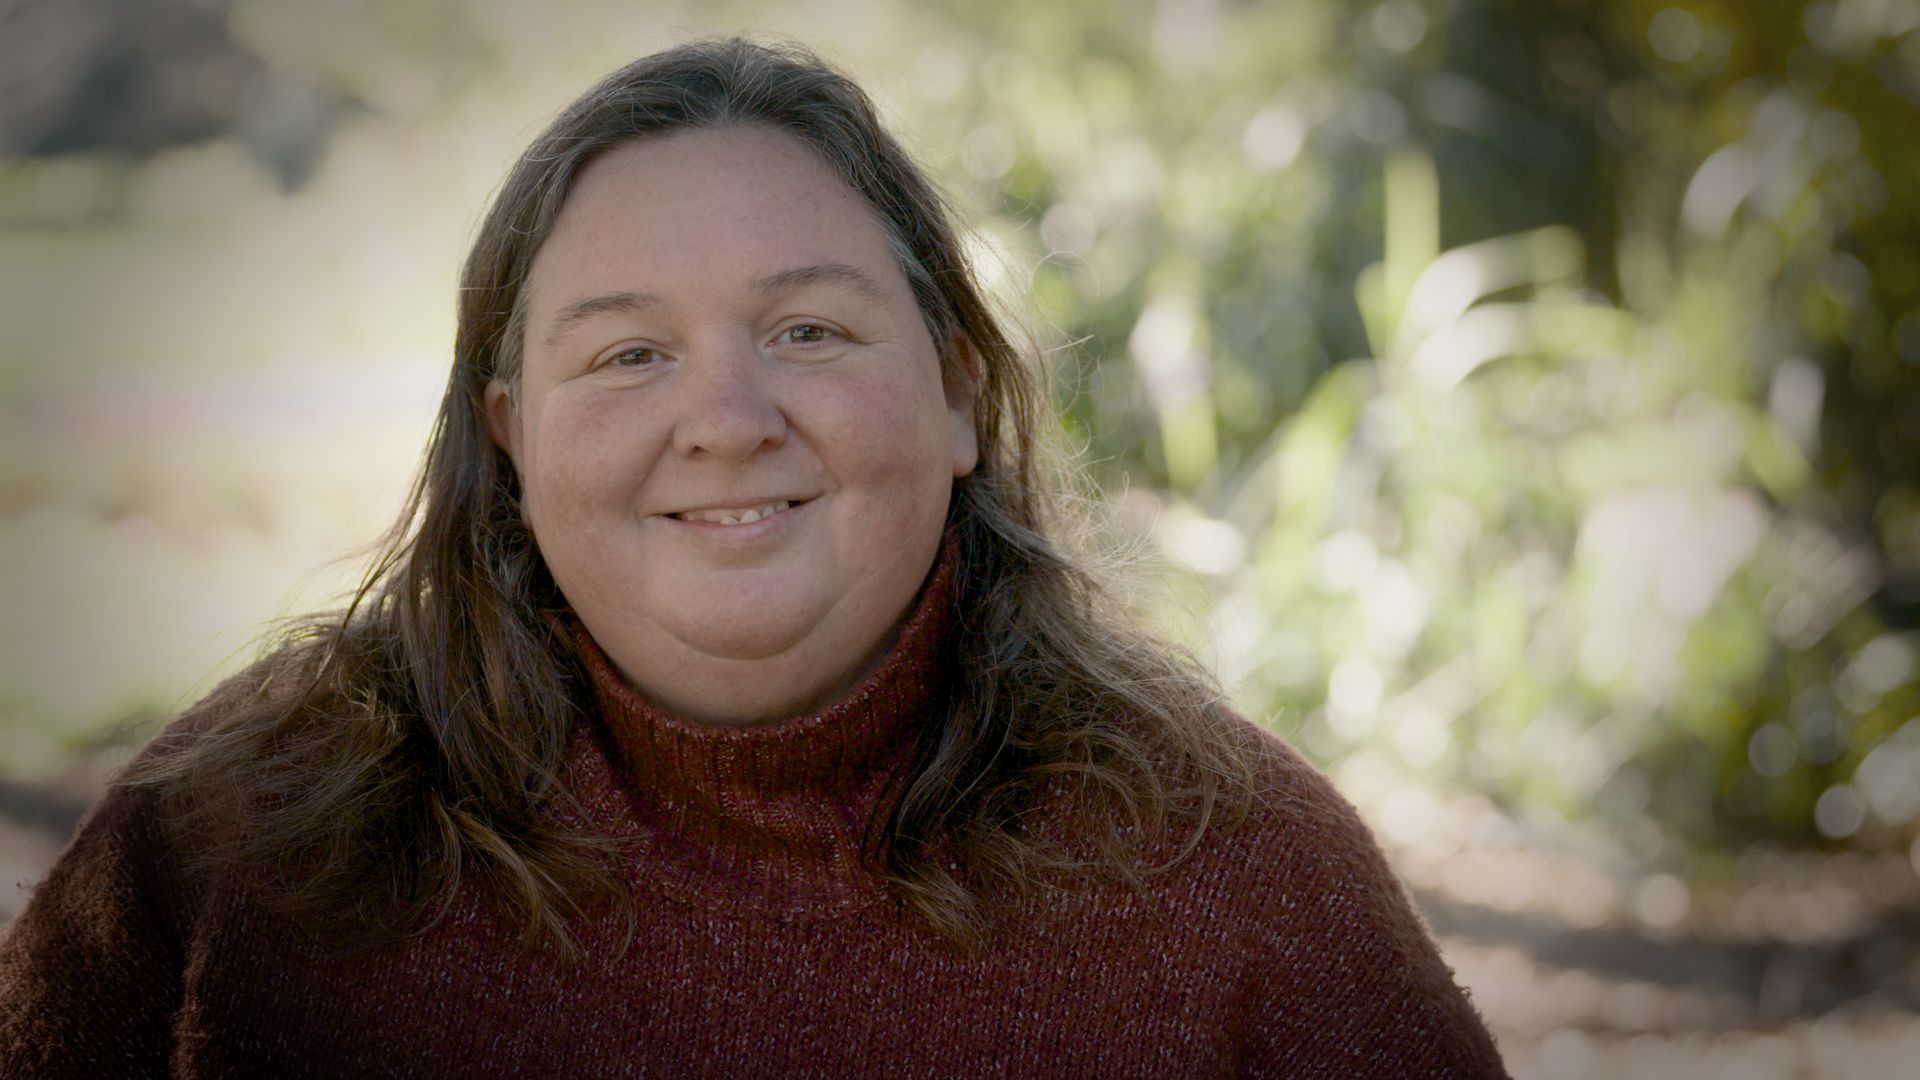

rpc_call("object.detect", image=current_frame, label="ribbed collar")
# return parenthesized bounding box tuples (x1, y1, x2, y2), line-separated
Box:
(572, 535, 956, 919)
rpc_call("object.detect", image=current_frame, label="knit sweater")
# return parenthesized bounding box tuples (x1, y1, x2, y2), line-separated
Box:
(0, 549, 1508, 1078)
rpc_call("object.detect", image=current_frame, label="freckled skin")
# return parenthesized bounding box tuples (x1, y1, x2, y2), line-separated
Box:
(486, 126, 977, 726)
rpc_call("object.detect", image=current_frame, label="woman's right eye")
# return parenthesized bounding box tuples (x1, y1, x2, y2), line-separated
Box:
(606, 345, 659, 368)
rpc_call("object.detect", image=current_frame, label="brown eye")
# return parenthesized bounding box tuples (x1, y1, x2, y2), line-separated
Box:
(609, 346, 659, 367)
(784, 324, 831, 345)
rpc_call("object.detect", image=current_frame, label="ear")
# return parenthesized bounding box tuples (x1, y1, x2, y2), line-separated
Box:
(483, 379, 523, 470)
(944, 333, 980, 479)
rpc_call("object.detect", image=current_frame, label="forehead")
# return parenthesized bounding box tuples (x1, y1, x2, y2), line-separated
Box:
(527, 125, 903, 306)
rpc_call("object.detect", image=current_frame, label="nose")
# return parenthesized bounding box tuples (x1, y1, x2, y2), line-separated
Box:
(670, 334, 787, 460)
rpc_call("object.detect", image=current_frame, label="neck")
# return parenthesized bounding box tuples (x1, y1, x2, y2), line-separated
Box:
(598, 616, 912, 728)
(566, 539, 958, 913)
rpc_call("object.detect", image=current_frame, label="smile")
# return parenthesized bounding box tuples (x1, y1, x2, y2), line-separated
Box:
(669, 499, 802, 525)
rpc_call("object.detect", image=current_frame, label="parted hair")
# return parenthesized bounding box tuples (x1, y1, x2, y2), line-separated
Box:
(123, 38, 1260, 955)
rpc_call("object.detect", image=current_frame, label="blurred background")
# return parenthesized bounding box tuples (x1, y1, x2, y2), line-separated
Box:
(2, 0, 1917, 1074)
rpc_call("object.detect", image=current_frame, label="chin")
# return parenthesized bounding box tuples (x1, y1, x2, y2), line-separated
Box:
(672, 623, 814, 663)
(654, 592, 827, 662)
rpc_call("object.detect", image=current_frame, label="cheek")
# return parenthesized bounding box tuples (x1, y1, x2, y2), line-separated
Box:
(810, 376, 958, 580)
(521, 394, 656, 527)
(813, 369, 956, 489)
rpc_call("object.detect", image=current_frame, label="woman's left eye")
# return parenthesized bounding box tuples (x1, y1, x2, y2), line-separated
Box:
(781, 324, 835, 345)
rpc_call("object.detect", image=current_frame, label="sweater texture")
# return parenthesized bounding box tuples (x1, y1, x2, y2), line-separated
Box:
(0, 545, 1508, 1077)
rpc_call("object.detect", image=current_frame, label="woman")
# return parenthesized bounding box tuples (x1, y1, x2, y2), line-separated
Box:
(0, 39, 1508, 1077)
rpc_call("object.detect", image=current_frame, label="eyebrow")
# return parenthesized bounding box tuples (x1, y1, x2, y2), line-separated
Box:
(751, 262, 890, 305)
(542, 290, 661, 350)
(540, 263, 893, 352)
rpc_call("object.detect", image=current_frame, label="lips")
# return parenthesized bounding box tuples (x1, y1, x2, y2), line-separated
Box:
(665, 496, 812, 526)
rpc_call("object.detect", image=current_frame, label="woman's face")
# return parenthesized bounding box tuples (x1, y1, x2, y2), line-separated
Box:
(486, 125, 976, 726)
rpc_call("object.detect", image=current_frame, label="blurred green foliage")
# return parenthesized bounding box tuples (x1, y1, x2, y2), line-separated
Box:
(4, 0, 1917, 875)
(911, 0, 1920, 871)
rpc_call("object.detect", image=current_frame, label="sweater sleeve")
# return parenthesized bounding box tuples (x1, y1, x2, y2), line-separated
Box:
(1235, 733, 1510, 1079)
(0, 777, 186, 1079)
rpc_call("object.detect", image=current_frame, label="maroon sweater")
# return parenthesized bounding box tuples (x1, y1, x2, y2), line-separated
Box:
(0, 557, 1507, 1077)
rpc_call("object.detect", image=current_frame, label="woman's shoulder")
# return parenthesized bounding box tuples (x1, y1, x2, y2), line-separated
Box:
(0, 670, 287, 1070)
(39, 663, 285, 891)
(1208, 708, 1379, 850)
(1194, 710, 1511, 1075)
(1193, 707, 1422, 926)
(0, 676, 256, 988)
(42, 652, 327, 907)
(145, 660, 283, 749)
(125, 631, 394, 787)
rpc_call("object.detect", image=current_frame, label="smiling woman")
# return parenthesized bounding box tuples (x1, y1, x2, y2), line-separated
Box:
(0, 39, 1509, 1078)
(491, 128, 976, 724)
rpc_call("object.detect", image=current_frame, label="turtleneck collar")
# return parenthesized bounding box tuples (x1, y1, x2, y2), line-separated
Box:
(571, 533, 956, 919)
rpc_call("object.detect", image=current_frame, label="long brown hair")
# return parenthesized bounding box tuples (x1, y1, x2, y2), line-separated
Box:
(124, 38, 1260, 955)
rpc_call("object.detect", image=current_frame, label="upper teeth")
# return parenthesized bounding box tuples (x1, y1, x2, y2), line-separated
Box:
(674, 500, 791, 525)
